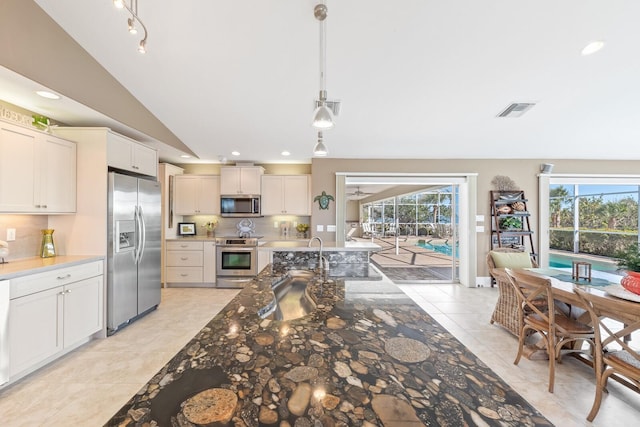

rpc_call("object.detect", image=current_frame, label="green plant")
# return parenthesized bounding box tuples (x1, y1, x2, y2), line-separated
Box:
(500, 217, 522, 230)
(615, 243, 640, 272)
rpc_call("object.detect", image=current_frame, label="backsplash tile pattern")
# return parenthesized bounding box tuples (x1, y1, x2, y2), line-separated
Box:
(0, 215, 48, 260)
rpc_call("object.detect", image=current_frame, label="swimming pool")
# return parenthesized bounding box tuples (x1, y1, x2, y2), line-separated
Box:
(415, 241, 459, 258)
(548, 252, 620, 274)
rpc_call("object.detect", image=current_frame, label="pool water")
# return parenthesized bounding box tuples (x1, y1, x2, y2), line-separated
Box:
(416, 241, 459, 258)
(548, 252, 620, 274)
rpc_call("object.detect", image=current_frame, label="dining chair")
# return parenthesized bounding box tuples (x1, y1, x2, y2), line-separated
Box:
(505, 268, 595, 393)
(574, 288, 640, 421)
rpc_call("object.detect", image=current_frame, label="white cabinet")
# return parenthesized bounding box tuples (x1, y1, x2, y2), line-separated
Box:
(0, 121, 76, 213)
(8, 260, 103, 379)
(165, 241, 216, 285)
(261, 175, 311, 216)
(107, 132, 157, 177)
(220, 167, 264, 195)
(174, 175, 219, 215)
(257, 248, 272, 274)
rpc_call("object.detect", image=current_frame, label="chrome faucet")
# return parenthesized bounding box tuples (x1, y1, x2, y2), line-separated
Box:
(308, 236, 328, 280)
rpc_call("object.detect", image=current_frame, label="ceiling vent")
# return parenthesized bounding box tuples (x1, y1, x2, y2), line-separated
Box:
(497, 102, 536, 118)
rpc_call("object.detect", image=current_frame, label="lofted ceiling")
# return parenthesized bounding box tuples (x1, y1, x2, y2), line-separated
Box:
(5, 1, 640, 164)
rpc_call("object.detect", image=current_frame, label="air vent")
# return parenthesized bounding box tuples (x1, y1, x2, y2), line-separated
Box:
(497, 102, 535, 118)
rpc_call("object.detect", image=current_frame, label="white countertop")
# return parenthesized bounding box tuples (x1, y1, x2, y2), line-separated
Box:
(0, 255, 105, 280)
(259, 240, 381, 251)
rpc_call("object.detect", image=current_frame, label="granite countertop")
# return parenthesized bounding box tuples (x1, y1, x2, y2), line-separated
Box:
(260, 240, 382, 252)
(107, 267, 551, 426)
(0, 255, 104, 281)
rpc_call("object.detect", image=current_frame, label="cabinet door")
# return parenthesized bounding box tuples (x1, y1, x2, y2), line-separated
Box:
(0, 122, 37, 212)
(106, 133, 133, 172)
(39, 135, 76, 213)
(257, 248, 272, 274)
(220, 168, 241, 195)
(261, 176, 285, 215)
(283, 175, 310, 215)
(198, 175, 220, 214)
(203, 241, 216, 283)
(132, 142, 157, 178)
(174, 175, 199, 214)
(63, 276, 103, 347)
(240, 168, 262, 195)
(9, 286, 63, 377)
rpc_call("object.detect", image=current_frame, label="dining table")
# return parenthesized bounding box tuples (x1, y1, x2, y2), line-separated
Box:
(517, 267, 640, 390)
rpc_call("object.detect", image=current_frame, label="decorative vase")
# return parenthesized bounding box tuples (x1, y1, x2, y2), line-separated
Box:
(40, 229, 56, 258)
(621, 271, 640, 295)
(206, 230, 215, 238)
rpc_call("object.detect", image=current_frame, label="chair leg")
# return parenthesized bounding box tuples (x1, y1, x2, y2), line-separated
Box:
(547, 338, 556, 393)
(514, 327, 527, 365)
(587, 372, 609, 421)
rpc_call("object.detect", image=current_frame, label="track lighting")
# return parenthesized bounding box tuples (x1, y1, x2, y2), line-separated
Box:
(111, 0, 148, 53)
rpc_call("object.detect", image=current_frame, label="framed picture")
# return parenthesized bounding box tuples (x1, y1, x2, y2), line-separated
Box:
(177, 222, 196, 236)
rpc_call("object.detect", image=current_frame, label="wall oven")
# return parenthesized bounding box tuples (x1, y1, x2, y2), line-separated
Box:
(215, 237, 258, 288)
(220, 195, 261, 217)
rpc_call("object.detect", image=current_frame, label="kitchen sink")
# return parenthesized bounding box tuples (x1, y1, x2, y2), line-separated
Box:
(259, 270, 316, 321)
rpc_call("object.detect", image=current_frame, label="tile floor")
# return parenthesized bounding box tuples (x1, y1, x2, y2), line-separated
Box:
(1, 283, 638, 426)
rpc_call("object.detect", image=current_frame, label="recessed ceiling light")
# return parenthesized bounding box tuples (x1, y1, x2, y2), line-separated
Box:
(581, 40, 605, 56)
(36, 90, 60, 100)
(281, 151, 290, 156)
(180, 154, 191, 158)
(231, 151, 240, 156)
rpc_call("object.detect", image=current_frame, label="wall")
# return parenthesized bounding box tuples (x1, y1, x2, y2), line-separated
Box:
(310, 158, 640, 278)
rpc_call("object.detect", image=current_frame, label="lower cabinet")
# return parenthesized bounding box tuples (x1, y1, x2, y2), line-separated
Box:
(8, 260, 104, 379)
(166, 241, 216, 285)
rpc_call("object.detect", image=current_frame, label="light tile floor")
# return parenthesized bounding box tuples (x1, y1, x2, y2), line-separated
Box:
(1, 284, 639, 426)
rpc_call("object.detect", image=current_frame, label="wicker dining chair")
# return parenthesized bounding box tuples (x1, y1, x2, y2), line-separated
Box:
(487, 248, 538, 336)
(505, 268, 595, 393)
(574, 288, 640, 421)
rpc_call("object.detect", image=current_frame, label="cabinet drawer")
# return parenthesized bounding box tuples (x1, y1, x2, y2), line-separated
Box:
(10, 261, 104, 299)
(166, 267, 203, 283)
(166, 241, 204, 251)
(166, 251, 204, 267)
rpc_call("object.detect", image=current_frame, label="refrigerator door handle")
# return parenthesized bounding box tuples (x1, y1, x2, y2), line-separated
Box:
(134, 205, 141, 264)
(138, 205, 147, 263)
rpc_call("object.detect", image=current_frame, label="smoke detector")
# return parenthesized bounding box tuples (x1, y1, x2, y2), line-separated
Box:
(497, 102, 536, 118)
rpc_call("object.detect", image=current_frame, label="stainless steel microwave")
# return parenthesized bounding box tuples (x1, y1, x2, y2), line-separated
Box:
(220, 195, 261, 217)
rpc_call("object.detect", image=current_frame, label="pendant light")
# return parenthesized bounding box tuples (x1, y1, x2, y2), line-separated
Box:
(313, 132, 328, 156)
(312, 3, 334, 130)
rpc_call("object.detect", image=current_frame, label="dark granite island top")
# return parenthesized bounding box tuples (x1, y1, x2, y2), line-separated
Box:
(106, 267, 552, 427)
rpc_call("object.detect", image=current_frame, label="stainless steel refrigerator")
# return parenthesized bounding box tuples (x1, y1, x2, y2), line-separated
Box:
(107, 172, 161, 334)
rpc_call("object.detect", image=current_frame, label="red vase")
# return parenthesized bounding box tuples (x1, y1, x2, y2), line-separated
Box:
(621, 271, 640, 295)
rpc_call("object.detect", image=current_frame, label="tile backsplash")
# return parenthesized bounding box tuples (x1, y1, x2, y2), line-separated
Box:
(0, 215, 48, 260)
(184, 215, 311, 239)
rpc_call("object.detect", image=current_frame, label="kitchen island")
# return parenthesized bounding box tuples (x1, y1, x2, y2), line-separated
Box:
(106, 265, 551, 426)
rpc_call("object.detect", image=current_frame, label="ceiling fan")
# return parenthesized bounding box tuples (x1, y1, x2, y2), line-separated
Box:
(347, 186, 374, 197)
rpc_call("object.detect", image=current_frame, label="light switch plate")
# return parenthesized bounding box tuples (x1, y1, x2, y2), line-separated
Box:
(6, 228, 16, 241)
(316, 225, 324, 232)
(327, 225, 336, 232)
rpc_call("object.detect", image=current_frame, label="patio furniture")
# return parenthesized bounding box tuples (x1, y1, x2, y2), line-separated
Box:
(574, 288, 640, 421)
(488, 248, 538, 336)
(505, 268, 594, 393)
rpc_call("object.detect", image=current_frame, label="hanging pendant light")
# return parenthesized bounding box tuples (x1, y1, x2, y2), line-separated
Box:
(312, 3, 334, 130)
(313, 132, 328, 156)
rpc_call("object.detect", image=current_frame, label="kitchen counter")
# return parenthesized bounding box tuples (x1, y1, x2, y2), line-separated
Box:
(0, 255, 105, 280)
(165, 236, 218, 242)
(260, 240, 382, 251)
(106, 266, 551, 426)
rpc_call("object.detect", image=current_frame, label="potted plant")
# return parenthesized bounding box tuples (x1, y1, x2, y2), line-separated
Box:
(499, 216, 522, 230)
(202, 217, 218, 238)
(616, 244, 640, 294)
(296, 223, 309, 238)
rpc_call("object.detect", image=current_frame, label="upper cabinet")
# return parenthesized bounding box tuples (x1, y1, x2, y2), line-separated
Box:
(107, 132, 157, 177)
(261, 175, 311, 216)
(0, 121, 76, 213)
(220, 166, 264, 195)
(174, 175, 220, 215)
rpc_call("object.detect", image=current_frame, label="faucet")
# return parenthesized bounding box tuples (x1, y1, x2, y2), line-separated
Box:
(308, 236, 328, 281)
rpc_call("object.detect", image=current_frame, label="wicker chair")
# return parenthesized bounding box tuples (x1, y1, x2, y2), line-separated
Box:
(487, 248, 538, 336)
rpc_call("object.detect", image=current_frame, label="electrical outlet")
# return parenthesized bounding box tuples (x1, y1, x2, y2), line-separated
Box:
(6, 228, 16, 241)
(274, 221, 279, 228)
(316, 225, 324, 232)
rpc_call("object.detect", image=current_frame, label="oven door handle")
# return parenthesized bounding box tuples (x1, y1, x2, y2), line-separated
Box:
(218, 247, 256, 251)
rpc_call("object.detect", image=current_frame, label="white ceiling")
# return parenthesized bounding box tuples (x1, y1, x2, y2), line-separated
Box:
(14, 1, 640, 164)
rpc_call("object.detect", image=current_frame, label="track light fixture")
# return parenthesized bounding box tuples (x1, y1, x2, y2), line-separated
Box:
(312, 2, 340, 131)
(112, 0, 148, 53)
(313, 132, 328, 157)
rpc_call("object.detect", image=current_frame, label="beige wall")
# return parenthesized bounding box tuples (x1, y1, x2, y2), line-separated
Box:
(311, 158, 640, 278)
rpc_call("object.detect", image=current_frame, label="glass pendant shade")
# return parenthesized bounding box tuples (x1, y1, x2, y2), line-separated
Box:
(312, 104, 334, 129)
(313, 140, 328, 156)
